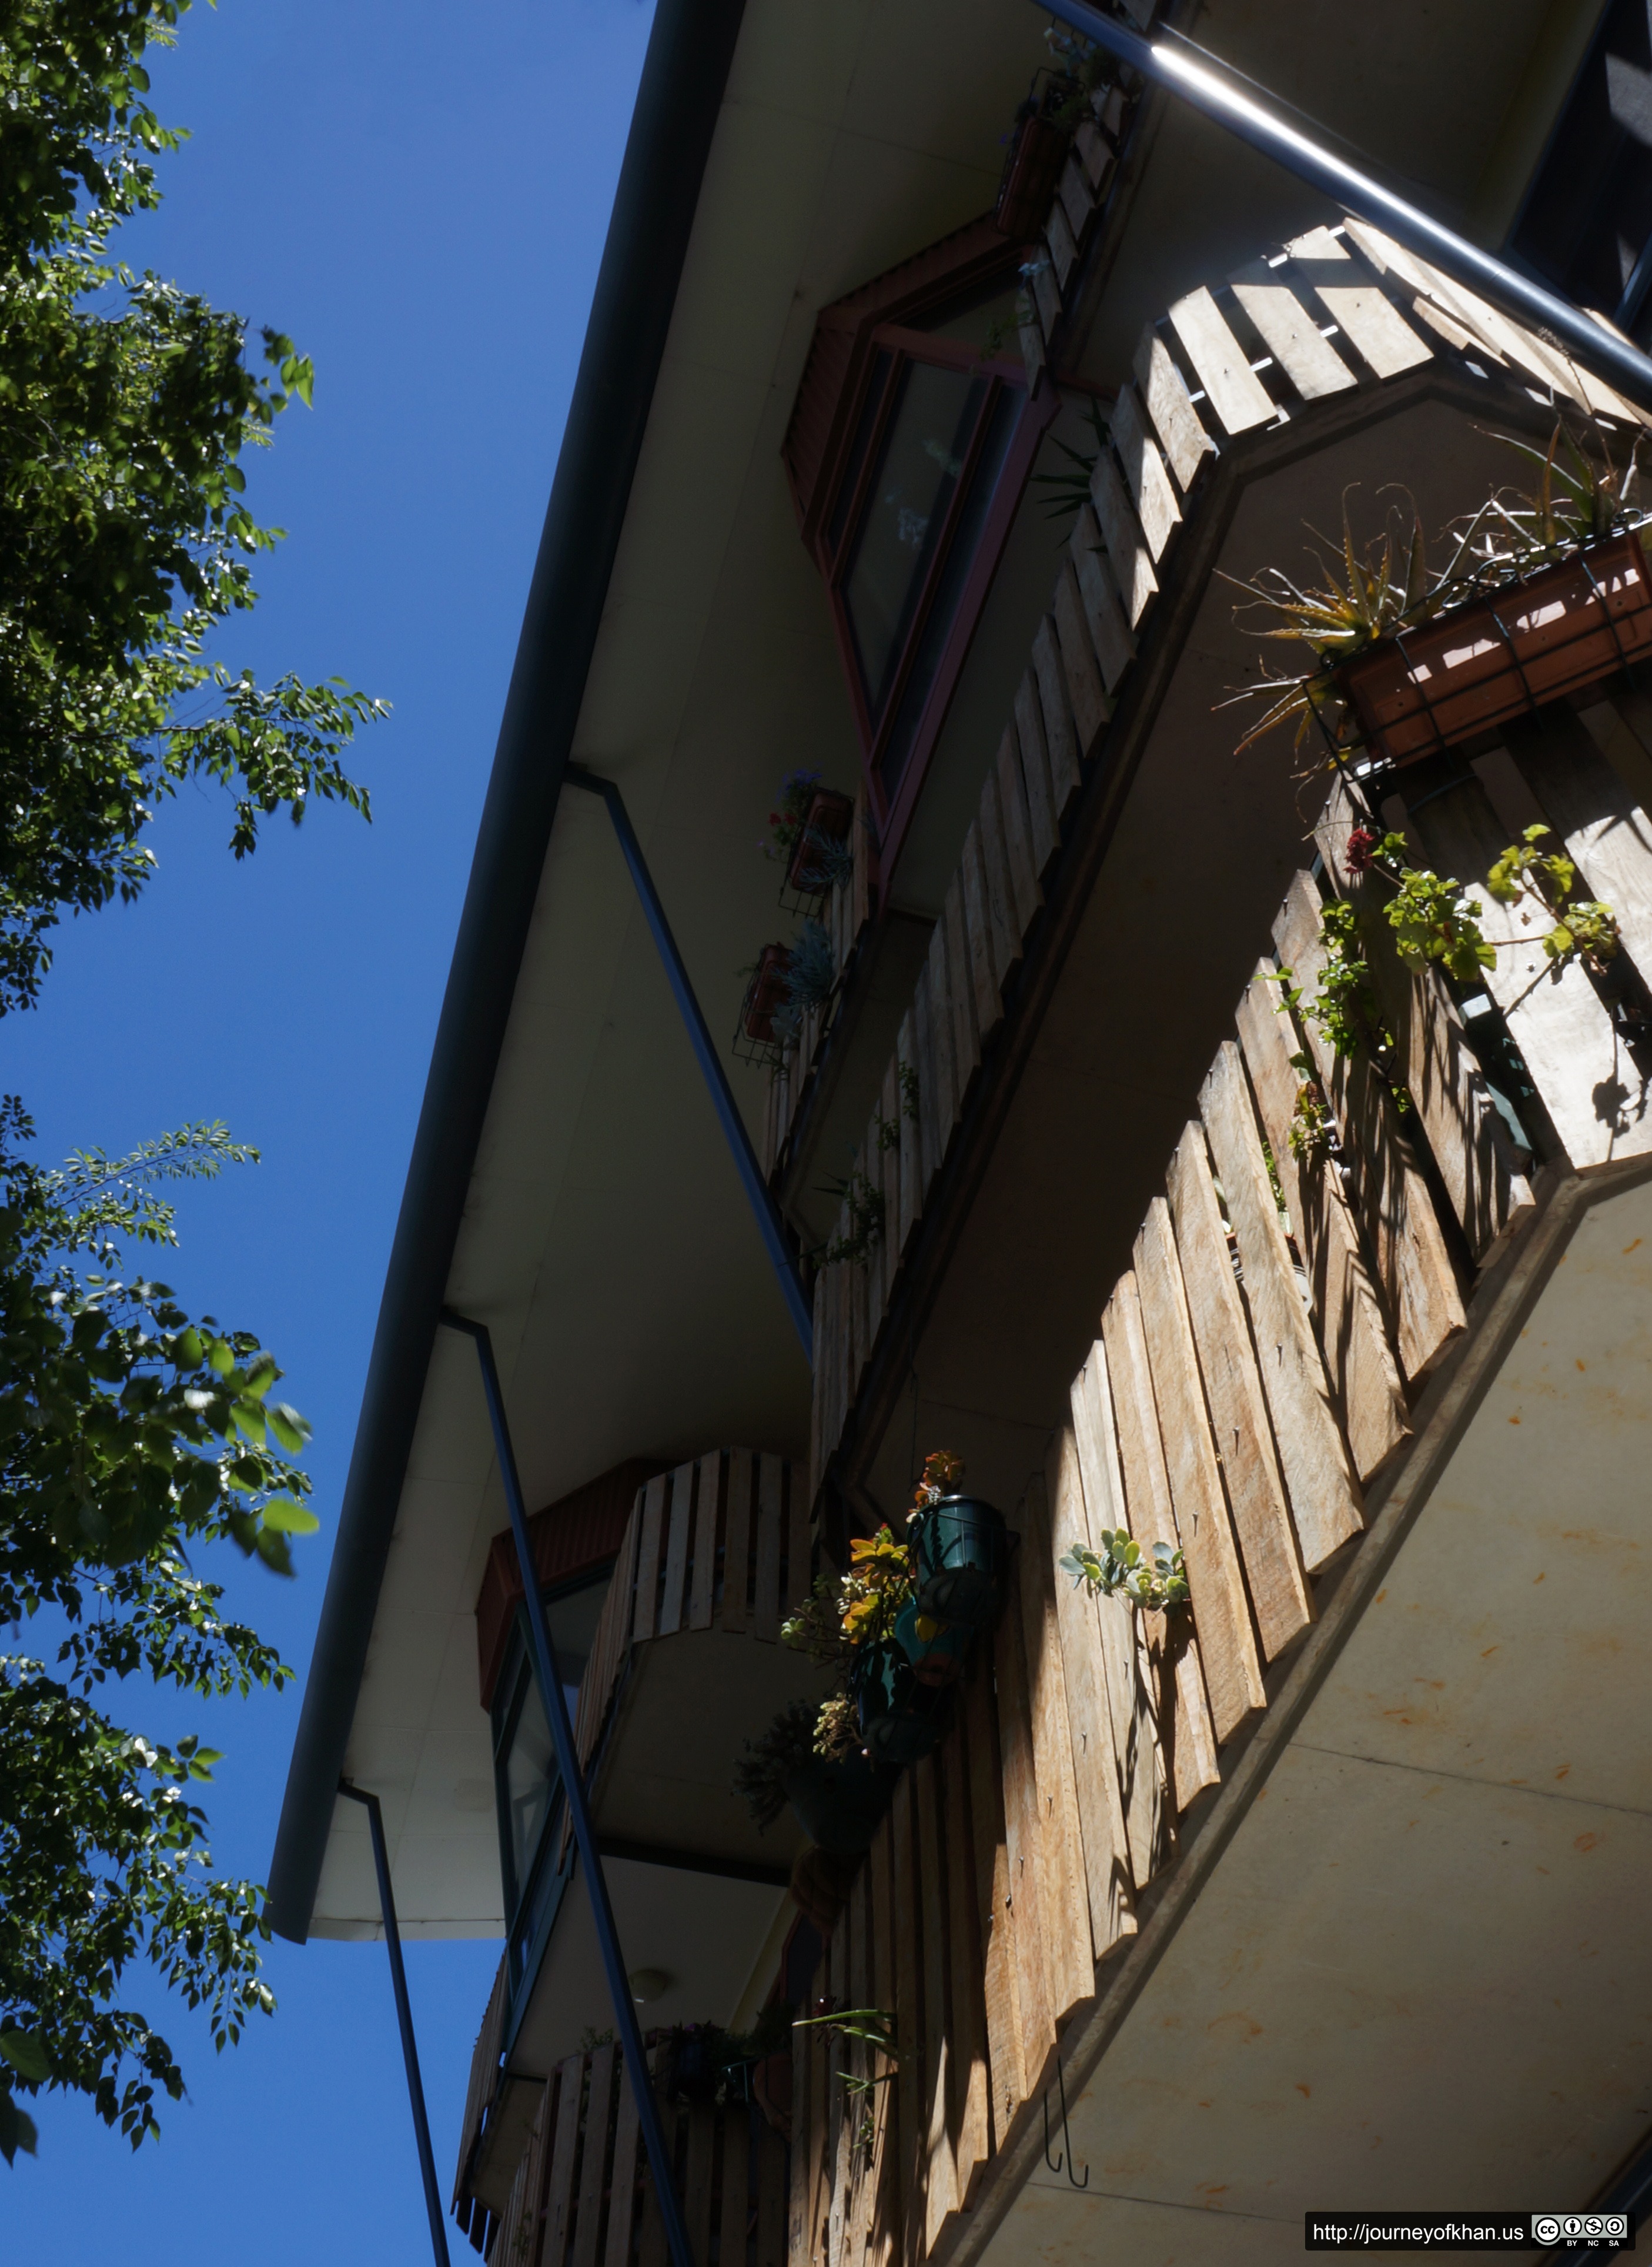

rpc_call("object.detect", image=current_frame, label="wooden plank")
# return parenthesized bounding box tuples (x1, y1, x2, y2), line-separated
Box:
(1074, 118, 1111, 192)
(544, 2055, 586, 2267)
(1315, 779, 1531, 1262)
(941, 873, 981, 1100)
(941, 1721, 990, 2209)
(684, 2102, 716, 2267)
(1070, 505, 1135, 694)
(1132, 325, 1215, 493)
(1166, 285, 1275, 433)
(1052, 559, 1110, 755)
(924, 918, 960, 1141)
(757, 2124, 788, 2267)
(1044, 199, 1078, 295)
(895, 1008, 921, 1258)
(1503, 706, 1652, 1001)
(995, 726, 1042, 939)
(604, 2054, 643, 2267)
(1068, 1348, 1166, 1889)
(1283, 225, 1432, 379)
(1052, 1405, 1139, 1945)
(1229, 268, 1356, 399)
(573, 2045, 617, 2267)
(1014, 673, 1060, 877)
(1031, 617, 1082, 824)
(785, 1458, 811, 1621)
(912, 966, 942, 1198)
(753, 1453, 784, 1642)
(1274, 872, 1468, 1383)
(657, 1461, 696, 1638)
(845, 1853, 872, 2267)
(638, 2098, 678, 2267)
(1101, 1276, 1220, 1813)
(889, 1774, 925, 2267)
(878, 1061, 902, 1316)
(723, 1446, 752, 1636)
(959, 820, 1002, 1044)
(965, 1652, 1022, 2151)
(631, 1473, 668, 1644)
(1198, 1041, 1366, 1568)
(1088, 444, 1157, 627)
(1165, 1123, 1312, 1663)
(789, 1982, 811, 2267)
(1108, 383, 1181, 562)
(1020, 1457, 1102, 2015)
(1132, 1200, 1266, 1745)
(721, 2105, 751, 2267)
(688, 1451, 723, 1633)
(993, 1562, 1058, 2101)
(852, 793, 870, 937)
(976, 766, 1020, 996)
(913, 1756, 958, 2251)
(829, 1911, 851, 2267)
(1057, 148, 1095, 247)
(1235, 963, 1412, 1482)
(1402, 769, 1650, 1168)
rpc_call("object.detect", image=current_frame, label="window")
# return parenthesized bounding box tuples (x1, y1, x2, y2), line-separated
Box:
(1511, 2, 1652, 339)
(491, 1567, 611, 1984)
(785, 220, 1059, 879)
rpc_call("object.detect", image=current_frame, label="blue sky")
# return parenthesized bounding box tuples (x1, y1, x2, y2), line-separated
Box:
(3, 0, 656, 2255)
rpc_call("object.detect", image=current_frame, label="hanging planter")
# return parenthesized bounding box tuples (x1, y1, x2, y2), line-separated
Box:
(784, 788, 855, 896)
(739, 942, 792, 1045)
(1339, 529, 1652, 767)
(894, 1599, 971, 1687)
(994, 107, 1071, 241)
(854, 1641, 947, 1767)
(781, 1751, 895, 1856)
(909, 1495, 1011, 1631)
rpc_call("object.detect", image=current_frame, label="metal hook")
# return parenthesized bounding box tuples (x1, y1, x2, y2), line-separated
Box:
(1041, 2061, 1089, 2189)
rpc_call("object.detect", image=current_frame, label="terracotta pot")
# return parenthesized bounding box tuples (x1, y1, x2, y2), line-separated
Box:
(1339, 530, 1652, 767)
(784, 787, 855, 895)
(994, 110, 1071, 242)
(740, 941, 792, 1044)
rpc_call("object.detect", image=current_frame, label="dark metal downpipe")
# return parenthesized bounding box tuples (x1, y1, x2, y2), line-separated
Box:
(1039, 0, 1652, 418)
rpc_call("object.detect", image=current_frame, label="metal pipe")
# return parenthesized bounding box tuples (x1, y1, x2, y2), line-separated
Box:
(565, 764, 814, 1358)
(440, 1310, 696, 2267)
(336, 1781, 452, 2267)
(1039, 0, 1652, 418)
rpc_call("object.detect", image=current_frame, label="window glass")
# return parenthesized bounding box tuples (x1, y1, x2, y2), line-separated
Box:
(842, 361, 987, 722)
(827, 349, 891, 557)
(494, 1571, 611, 1922)
(1511, 2, 1652, 334)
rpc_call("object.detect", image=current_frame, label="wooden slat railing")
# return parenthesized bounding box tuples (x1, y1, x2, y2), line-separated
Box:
(808, 209, 1652, 1501)
(454, 1953, 513, 2253)
(466, 2039, 788, 2267)
(793, 691, 1652, 2267)
(764, 797, 875, 1182)
(571, 1448, 810, 1797)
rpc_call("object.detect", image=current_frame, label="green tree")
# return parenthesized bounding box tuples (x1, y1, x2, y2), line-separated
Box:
(0, 0, 382, 2158)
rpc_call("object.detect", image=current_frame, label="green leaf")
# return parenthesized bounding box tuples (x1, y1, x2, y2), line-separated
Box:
(0, 2088, 38, 2165)
(267, 1403, 310, 1453)
(260, 1497, 318, 1536)
(0, 2031, 50, 2084)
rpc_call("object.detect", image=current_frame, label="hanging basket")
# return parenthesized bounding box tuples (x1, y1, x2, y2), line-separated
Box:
(784, 789, 855, 896)
(994, 109, 1071, 242)
(853, 1641, 948, 1767)
(894, 1599, 971, 1687)
(738, 943, 793, 1045)
(781, 1751, 895, 1856)
(908, 1497, 1011, 1631)
(1338, 530, 1652, 768)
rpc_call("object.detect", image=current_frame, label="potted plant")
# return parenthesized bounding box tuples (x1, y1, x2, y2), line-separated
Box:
(905, 1451, 1012, 1632)
(785, 787, 855, 896)
(894, 1598, 970, 1687)
(738, 941, 792, 1045)
(853, 1640, 948, 1766)
(733, 1696, 894, 1855)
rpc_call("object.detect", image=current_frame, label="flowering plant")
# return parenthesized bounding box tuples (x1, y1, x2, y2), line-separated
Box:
(761, 769, 824, 862)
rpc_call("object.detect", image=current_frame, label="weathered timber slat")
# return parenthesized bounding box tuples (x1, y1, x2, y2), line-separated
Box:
(688, 1450, 722, 1633)
(1048, 1415, 1135, 1955)
(977, 767, 1019, 997)
(1070, 504, 1135, 693)
(878, 1060, 902, 1315)
(658, 1461, 695, 1638)
(1133, 1198, 1267, 1742)
(1057, 148, 1095, 245)
(572, 2045, 617, 2267)
(994, 726, 1042, 938)
(941, 873, 981, 1102)
(1315, 782, 1531, 1261)
(784, 1457, 811, 1618)
(1087, 444, 1158, 627)
(1166, 284, 1275, 432)
(1044, 196, 1078, 293)
(1069, 1345, 1166, 1888)
(789, 1996, 810, 2267)
(1031, 617, 1082, 823)
(1400, 772, 1652, 1168)
(1283, 225, 1432, 379)
(828, 1909, 851, 2267)
(959, 821, 1001, 1045)
(1132, 324, 1215, 492)
(721, 2102, 751, 2267)
(1503, 707, 1652, 993)
(1165, 1123, 1313, 1662)
(684, 2102, 717, 2267)
(965, 1648, 1022, 2148)
(723, 1445, 751, 1637)
(543, 2054, 585, 2267)
(758, 2125, 789, 2267)
(1198, 1041, 1366, 1567)
(896, 1007, 921, 1257)
(633, 1472, 668, 1644)
(911, 967, 941, 1200)
(1275, 872, 1468, 1384)
(1228, 269, 1356, 399)
(1016, 1464, 1097, 2019)
(924, 919, 959, 1140)
(914, 1755, 958, 2251)
(868, 1811, 898, 2267)
(993, 1566, 1058, 2102)
(1052, 559, 1110, 754)
(890, 1773, 925, 2267)
(941, 1716, 991, 2210)
(753, 1453, 784, 1642)
(1012, 673, 1059, 876)
(1108, 382, 1182, 560)
(1101, 1275, 1220, 1811)
(606, 2058, 643, 2267)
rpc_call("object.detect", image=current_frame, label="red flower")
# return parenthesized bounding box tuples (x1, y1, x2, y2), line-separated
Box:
(1346, 826, 1379, 874)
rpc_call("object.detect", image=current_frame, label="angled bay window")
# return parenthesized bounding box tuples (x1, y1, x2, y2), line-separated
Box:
(786, 218, 1057, 876)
